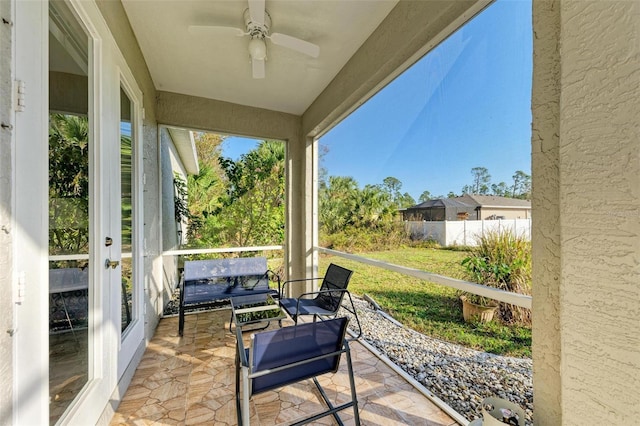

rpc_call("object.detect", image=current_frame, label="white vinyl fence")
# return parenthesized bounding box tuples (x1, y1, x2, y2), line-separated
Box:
(405, 219, 531, 247)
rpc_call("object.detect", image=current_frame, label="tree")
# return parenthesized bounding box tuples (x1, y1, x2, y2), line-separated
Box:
(491, 182, 509, 197)
(419, 191, 432, 203)
(194, 132, 225, 165)
(469, 167, 491, 194)
(216, 140, 286, 248)
(511, 170, 531, 199)
(319, 176, 404, 234)
(382, 176, 402, 197)
(353, 185, 394, 228)
(49, 114, 90, 255)
(317, 144, 330, 189)
(319, 176, 359, 234)
(397, 192, 416, 208)
(380, 176, 414, 208)
(185, 133, 227, 245)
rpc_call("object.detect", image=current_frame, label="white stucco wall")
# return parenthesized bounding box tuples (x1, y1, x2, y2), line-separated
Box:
(533, 1, 640, 424)
(0, 0, 14, 422)
(159, 128, 182, 303)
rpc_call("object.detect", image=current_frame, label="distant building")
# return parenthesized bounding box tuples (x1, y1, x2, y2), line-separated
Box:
(402, 194, 531, 221)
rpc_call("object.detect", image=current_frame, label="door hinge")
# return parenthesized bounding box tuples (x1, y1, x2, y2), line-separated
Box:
(15, 80, 25, 112)
(16, 271, 25, 304)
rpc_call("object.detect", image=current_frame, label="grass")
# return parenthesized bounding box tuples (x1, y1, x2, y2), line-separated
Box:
(318, 248, 532, 358)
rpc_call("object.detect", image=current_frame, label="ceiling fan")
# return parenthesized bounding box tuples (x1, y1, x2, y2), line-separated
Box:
(189, 0, 320, 79)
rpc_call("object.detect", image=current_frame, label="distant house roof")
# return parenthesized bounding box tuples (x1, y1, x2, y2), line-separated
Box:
(407, 194, 531, 210)
(463, 194, 531, 209)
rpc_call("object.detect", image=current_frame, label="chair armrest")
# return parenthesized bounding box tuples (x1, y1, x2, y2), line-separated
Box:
(296, 287, 348, 300)
(278, 277, 322, 297)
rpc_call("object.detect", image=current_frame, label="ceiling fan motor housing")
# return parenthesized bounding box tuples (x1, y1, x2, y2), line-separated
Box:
(244, 8, 271, 39)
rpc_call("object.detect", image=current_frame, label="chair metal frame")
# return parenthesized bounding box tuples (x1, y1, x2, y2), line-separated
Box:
(278, 263, 362, 338)
(235, 317, 360, 426)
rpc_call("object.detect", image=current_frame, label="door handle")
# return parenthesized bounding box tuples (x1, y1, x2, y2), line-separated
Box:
(105, 258, 120, 269)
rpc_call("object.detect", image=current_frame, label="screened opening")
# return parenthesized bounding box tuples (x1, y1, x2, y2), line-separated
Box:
(315, 0, 533, 421)
(160, 131, 286, 315)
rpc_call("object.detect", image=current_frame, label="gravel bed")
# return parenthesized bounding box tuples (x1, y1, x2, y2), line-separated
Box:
(164, 292, 533, 424)
(341, 297, 533, 425)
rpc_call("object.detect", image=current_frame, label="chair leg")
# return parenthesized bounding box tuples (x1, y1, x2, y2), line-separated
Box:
(59, 292, 79, 345)
(312, 377, 344, 426)
(235, 351, 242, 423)
(235, 353, 251, 426)
(241, 366, 250, 426)
(178, 307, 184, 337)
(345, 342, 361, 425)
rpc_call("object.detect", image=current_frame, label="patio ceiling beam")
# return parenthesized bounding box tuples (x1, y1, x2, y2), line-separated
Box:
(156, 91, 300, 142)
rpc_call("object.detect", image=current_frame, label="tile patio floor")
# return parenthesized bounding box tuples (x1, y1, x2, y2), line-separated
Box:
(110, 310, 459, 425)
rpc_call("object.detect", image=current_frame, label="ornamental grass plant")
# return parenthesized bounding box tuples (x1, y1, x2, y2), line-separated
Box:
(462, 229, 532, 325)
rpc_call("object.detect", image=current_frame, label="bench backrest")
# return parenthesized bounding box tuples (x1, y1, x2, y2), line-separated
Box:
(49, 268, 89, 293)
(184, 257, 268, 282)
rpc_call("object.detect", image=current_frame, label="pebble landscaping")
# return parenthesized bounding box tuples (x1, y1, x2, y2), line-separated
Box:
(344, 297, 533, 425)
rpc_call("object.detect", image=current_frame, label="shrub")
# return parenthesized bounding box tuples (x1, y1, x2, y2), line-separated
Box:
(320, 221, 410, 253)
(461, 229, 531, 325)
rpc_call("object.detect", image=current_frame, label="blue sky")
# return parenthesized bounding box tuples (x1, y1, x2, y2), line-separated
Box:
(222, 0, 532, 200)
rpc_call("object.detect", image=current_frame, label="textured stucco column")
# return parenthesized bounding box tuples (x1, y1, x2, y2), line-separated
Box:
(531, 1, 562, 423)
(285, 132, 312, 291)
(532, 1, 640, 424)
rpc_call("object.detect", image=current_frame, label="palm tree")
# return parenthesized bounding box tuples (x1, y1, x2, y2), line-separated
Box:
(48, 113, 90, 255)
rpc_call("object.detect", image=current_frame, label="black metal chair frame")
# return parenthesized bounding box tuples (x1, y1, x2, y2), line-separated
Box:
(278, 264, 362, 338)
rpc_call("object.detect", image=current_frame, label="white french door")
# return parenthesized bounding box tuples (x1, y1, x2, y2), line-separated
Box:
(14, 0, 144, 424)
(114, 76, 145, 380)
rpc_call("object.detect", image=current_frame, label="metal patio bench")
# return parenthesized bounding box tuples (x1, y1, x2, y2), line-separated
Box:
(179, 257, 279, 336)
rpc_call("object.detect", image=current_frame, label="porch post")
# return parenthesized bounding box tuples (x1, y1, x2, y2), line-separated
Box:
(531, 1, 562, 423)
(285, 130, 315, 296)
(532, 1, 640, 424)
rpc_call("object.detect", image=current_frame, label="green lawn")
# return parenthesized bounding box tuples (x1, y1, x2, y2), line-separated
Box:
(318, 248, 532, 358)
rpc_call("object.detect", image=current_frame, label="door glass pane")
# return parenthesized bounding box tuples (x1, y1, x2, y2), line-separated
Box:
(120, 88, 134, 333)
(48, 1, 90, 423)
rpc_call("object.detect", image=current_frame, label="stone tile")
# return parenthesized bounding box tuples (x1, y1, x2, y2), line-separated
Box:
(149, 381, 188, 402)
(111, 310, 456, 426)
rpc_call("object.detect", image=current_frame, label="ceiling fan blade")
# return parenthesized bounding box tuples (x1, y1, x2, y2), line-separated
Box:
(269, 32, 320, 58)
(188, 25, 245, 37)
(252, 57, 265, 79)
(248, 0, 265, 26)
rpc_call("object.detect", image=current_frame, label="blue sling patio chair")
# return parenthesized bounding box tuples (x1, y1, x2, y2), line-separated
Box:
(278, 263, 362, 337)
(235, 316, 360, 426)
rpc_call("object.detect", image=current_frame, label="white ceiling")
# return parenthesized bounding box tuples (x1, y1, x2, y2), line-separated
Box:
(121, 0, 398, 115)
